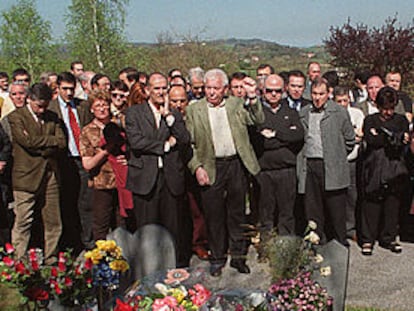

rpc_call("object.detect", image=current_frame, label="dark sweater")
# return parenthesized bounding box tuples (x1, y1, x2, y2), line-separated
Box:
(256, 102, 304, 170)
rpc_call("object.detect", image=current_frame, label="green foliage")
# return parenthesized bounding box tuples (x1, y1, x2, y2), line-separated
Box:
(64, 0, 130, 75)
(0, 0, 52, 80)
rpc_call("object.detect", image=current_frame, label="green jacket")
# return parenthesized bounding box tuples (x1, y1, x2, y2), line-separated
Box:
(186, 96, 264, 184)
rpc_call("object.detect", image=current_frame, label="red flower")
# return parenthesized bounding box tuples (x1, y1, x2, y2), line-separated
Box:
(64, 276, 73, 287)
(5, 243, 14, 254)
(3, 256, 14, 267)
(58, 252, 66, 263)
(1, 271, 11, 281)
(114, 298, 134, 311)
(51, 267, 58, 277)
(84, 259, 93, 270)
(28, 249, 37, 262)
(31, 261, 39, 271)
(15, 262, 26, 274)
(58, 262, 66, 272)
(24, 287, 49, 301)
(86, 278, 92, 285)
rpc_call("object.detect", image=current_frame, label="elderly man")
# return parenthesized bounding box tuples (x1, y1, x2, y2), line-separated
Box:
(125, 73, 192, 267)
(385, 71, 413, 122)
(187, 67, 205, 103)
(9, 83, 66, 263)
(303, 62, 321, 101)
(297, 77, 355, 246)
(186, 68, 264, 276)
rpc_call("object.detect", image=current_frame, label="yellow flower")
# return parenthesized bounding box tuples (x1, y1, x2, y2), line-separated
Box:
(96, 240, 117, 252)
(109, 259, 129, 272)
(170, 288, 186, 303)
(320, 266, 332, 277)
(110, 246, 123, 259)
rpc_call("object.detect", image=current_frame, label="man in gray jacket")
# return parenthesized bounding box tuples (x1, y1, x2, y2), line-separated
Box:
(297, 77, 355, 245)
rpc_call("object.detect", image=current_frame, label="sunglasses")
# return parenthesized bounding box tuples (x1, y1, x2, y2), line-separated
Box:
(16, 78, 30, 83)
(265, 88, 283, 94)
(112, 93, 126, 99)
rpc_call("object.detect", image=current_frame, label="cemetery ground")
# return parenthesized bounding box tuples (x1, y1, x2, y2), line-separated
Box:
(1, 239, 413, 310)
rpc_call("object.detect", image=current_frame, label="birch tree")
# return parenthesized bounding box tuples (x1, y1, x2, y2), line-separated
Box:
(64, 0, 129, 75)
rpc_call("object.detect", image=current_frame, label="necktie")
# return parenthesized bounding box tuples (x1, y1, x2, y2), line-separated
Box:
(67, 104, 80, 151)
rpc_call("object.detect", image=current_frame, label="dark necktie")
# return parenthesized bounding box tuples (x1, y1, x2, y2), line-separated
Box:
(67, 104, 80, 151)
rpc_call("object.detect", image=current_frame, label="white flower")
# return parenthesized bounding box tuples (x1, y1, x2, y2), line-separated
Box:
(308, 220, 317, 230)
(320, 266, 332, 277)
(304, 231, 320, 245)
(248, 292, 266, 307)
(154, 283, 169, 295)
(314, 254, 324, 263)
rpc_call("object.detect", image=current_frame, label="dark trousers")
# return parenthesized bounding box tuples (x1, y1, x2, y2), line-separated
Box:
(304, 159, 347, 245)
(346, 161, 358, 238)
(59, 157, 93, 253)
(132, 170, 192, 267)
(359, 192, 400, 246)
(92, 188, 119, 241)
(256, 167, 296, 236)
(200, 158, 248, 266)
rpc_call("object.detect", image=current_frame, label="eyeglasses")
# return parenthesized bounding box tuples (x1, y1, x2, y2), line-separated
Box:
(16, 78, 30, 83)
(265, 88, 283, 94)
(92, 103, 110, 109)
(112, 93, 126, 99)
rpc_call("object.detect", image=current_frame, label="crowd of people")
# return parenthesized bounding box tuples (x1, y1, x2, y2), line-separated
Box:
(0, 61, 413, 276)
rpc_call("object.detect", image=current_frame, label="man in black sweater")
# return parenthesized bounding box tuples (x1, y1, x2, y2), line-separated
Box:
(255, 74, 304, 251)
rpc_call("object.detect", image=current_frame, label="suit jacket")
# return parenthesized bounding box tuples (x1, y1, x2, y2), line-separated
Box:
(8, 106, 66, 193)
(125, 102, 191, 196)
(297, 100, 355, 193)
(186, 96, 264, 184)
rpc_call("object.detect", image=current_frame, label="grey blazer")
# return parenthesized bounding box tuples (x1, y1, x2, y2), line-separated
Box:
(297, 100, 355, 194)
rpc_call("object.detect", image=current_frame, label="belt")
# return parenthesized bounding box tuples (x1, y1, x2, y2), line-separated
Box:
(215, 154, 239, 161)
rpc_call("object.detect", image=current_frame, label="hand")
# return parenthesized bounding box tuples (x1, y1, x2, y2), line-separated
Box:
(195, 167, 210, 186)
(355, 128, 363, 143)
(369, 128, 378, 136)
(116, 154, 128, 166)
(0, 161, 6, 174)
(168, 135, 177, 148)
(403, 132, 410, 144)
(242, 76, 258, 100)
(160, 94, 170, 117)
(260, 128, 276, 138)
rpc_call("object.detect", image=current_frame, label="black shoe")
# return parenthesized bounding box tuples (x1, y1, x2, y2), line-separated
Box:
(209, 264, 224, 277)
(361, 243, 373, 256)
(384, 242, 402, 254)
(230, 259, 251, 274)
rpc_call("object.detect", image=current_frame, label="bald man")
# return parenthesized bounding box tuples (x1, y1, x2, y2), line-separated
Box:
(256, 74, 304, 253)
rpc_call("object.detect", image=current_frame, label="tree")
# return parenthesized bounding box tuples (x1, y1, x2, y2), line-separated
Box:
(0, 0, 52, 80)
(324, 17, 414, 84)
(64, 0, 129, 75)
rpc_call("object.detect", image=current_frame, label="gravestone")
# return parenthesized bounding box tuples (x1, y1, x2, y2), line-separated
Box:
(314, 239, 349, 311)
(107, 225, 176, 287)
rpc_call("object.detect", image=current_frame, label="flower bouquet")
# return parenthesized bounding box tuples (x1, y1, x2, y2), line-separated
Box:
(84, 239, 129, 309)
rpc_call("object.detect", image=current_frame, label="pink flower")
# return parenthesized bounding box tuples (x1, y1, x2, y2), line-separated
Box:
(15, 262, 26, 274)
(51, 267, 58, 277)
(28, 249, 37, 262)
(5, 243, 14, 254)
(1, 271, 11, 280)
(58, 262, 66, 272)
(58, 252, 66, 263)
(3, 256, 14, 267)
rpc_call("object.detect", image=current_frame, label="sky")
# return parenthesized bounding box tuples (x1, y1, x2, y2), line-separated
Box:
(0, 0, 413, 47)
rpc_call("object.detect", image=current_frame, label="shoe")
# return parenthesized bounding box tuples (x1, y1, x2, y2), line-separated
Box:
(209, 264, 224, 277)
(193, 247, 210, 260)
(230, 259, 251, 274)
(384, 242, 402, 254)
(361, 243, 373, 256)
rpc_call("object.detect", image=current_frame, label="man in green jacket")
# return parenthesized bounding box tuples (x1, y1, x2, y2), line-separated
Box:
(186, 68, 264, 276)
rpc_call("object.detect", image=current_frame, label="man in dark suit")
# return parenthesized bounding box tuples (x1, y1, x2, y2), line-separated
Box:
(125, 72, 192, 267)
(256, 74, 304, 251)
(48, 72, 93, 253)
(186, 69, 264, 276)
(281, 70, 312, 112)
(9, 83, 66, 263)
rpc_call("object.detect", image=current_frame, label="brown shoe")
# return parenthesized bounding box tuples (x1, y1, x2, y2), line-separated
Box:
(193, 247, 210, 260)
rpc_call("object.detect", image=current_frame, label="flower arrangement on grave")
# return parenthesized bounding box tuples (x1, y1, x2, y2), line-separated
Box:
(114, 268, 211, 311)
(0, 243, 95, 309)
(264, 221, 333, 310)
(84, 239, 129, 290)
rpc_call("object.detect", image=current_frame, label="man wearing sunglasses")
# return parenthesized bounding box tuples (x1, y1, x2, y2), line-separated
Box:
(11, 68, 31, 87)
(255, 74, 304, 257)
